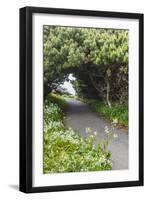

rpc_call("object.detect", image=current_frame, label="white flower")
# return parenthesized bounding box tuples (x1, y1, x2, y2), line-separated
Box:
(113, 133, 118, 138)
(93, 131, 97, 136)
(112, 118, 118, 125)
(85, 127, 92, 133)
(104, 126, 109, 134)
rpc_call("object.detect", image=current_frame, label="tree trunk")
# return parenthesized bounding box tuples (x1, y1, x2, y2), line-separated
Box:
(106, 79, 111, 108)
(89, 74, 100, 93)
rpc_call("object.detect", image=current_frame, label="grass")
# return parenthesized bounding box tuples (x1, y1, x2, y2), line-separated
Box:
(43, 94, 112, 173)
(47, 92, 68, 110)
(87, 100, 128, 127)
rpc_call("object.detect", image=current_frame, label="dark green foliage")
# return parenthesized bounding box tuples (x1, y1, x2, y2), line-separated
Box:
(43, 26, 128, 106)
(47, 92, 67, 111)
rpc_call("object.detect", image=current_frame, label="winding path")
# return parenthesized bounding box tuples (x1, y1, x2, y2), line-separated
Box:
(65, 98, 128, 170)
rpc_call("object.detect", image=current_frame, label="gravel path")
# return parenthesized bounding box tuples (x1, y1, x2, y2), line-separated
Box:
(65, 98, 128, 170)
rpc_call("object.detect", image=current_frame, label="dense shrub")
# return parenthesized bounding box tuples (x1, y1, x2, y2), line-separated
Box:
(43, 98, 112, 173)
(44, 26, 128, 106)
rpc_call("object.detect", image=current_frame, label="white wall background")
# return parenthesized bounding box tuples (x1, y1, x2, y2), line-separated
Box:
(0, 0, 146, 199)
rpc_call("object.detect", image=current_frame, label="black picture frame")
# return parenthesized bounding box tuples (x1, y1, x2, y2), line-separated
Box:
(19, 6, 144, 193)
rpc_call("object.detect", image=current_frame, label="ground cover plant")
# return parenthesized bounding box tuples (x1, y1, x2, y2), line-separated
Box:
(86, 100, 128, 127)
(43, 96, 112, 173)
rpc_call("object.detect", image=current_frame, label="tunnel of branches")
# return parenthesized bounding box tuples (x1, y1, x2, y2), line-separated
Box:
(43, 26, 128, 107)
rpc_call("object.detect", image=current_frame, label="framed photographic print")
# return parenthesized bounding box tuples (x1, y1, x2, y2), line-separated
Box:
(19, 6, 144, 193)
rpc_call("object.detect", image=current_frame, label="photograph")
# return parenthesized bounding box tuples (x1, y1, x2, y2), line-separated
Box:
(43, 26, 129, 173)
(19, 7, 143, 192)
